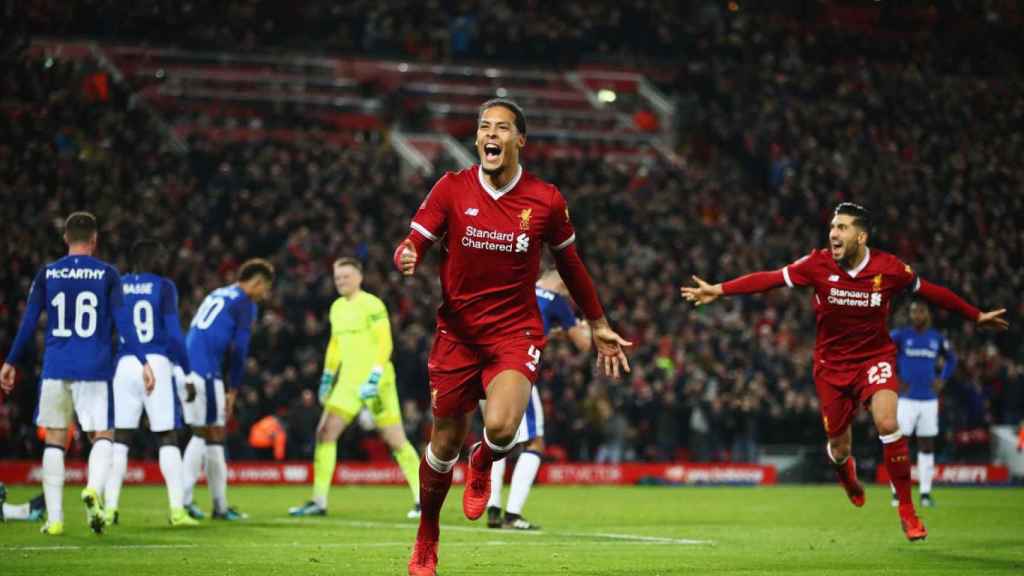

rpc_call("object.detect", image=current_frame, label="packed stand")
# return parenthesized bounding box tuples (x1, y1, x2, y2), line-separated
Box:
(3, 2, 1024, 466)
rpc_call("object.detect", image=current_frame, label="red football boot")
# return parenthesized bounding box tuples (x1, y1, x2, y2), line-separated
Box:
(836, 456, 865, 507)
(408, 539, 438, 576)
(462, 442, 492, 520)
(899, 509, 928, 542)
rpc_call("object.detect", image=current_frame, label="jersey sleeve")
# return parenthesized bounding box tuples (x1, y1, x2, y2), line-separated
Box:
(939, 335, 957, 381)
(549, 294, 579, 331)
(161, 279, 190, 374)
(323, 334, 341, 378)
(323, 300, 342, 377)
(544, 186, 576, 251)
(409, 173, 452, 243)
(889, 328, 903, 349)
(367, 297, 393, 368)
(225, 299, 255, 389)
(4, 268, 46, 365)
(781, 251, 817, 288)
(890, 258, 921, 293)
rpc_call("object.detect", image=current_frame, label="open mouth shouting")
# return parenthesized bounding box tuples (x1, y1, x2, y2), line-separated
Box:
(830, 239, 844, 259)
(483, 143, 502, 164)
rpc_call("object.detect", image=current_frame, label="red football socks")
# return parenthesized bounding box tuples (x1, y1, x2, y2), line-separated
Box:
(473, 441, 494, 470)
(835, 456, 858, 489)
(417, 458, 453, 542)
(885, 437, 914, 510)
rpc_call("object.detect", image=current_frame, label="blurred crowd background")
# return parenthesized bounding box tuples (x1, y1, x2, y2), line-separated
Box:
(1, 1, 1021, 474)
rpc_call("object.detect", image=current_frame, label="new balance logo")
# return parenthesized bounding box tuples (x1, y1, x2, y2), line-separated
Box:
(464, 208, 479, 216)
(828, 275, 840, 282)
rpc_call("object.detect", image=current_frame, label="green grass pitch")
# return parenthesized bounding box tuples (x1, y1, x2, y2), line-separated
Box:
(2, 484, 1022, 575)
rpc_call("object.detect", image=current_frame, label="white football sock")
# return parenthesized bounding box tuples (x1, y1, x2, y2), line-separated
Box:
(487, 457, 506, 509)
(505, 451, 542, 516)
(86, 438, 113, 493)
(104, 442, 130, 512)
(423, 443, 458, 474)
(160, 445, 185, 509)
(205, 443, 228, 514)
(42, 446, 65, 523)
(919, 451, 935, 495)
(182, 435, 206, 506)
(3, 502, 31, 520)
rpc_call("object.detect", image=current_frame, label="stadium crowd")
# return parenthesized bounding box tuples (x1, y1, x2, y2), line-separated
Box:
(2, 2, 1022, 469)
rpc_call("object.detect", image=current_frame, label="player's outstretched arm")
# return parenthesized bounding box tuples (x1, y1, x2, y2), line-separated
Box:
(681, 269, 789, 307)
(976, 309, 1010, 331)
(916, 279, 1009, 331)
(680, 275, 724, 307)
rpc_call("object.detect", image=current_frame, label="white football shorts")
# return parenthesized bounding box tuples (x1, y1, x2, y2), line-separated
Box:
(182, 372, 225, 428)
(897, 398, 939, 437)
(112, 354, 180, 432)
(513, 386, 545, 444)
(36, 379, 112, 433)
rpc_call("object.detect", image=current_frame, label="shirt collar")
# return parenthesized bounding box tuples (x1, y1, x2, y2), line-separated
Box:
(843, 247, 871, 278)
(477, 164, 523, 201)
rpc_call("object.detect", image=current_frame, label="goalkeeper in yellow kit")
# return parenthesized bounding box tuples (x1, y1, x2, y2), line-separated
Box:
(288, 257, 421, 518)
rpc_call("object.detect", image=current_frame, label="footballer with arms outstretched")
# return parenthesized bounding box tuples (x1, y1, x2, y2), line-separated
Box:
(681, 202, 1008, 542)
(395, 99, 631, 575)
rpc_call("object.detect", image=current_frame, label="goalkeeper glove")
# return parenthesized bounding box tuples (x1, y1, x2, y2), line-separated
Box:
(318, 372, 334, 405)
(359, 366, 383, 401)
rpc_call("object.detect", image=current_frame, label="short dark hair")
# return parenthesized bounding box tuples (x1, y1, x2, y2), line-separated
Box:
(130, 239, 162, 274)
(238, 258, 275, 283)
(64, 212, 97, 244)
(333, 257, 362, 272)
(834, 202, 872, 235)
(478, 98, 527, 135)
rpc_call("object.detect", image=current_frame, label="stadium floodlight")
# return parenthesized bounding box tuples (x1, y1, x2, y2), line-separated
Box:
(597, 89, 616, 103)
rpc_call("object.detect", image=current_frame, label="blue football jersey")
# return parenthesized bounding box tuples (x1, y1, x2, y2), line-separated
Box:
(535, 286, 578, 336)
(118, 273, 190, 372)
(5, 255, 145, 380)
(890, 327, 956, 401)
(185, 284, 256, 388)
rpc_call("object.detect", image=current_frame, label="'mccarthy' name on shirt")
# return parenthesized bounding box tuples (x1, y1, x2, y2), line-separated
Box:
(827, 287, 882, 308)
(123, 283, 154, 295)
(46, 268, 105, 280)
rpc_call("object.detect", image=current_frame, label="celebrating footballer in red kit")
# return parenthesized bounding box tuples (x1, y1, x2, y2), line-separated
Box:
(681, 202, 1008, 542)
(394, 99, 632, 575)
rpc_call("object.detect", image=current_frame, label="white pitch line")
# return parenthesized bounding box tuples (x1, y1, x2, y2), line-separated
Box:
(270, 517, 542, 536)
(3, 521, 712, 553)
(5, 544, 199, 552)
(560, 531, 712, 545)
(271, 518, 713, 545)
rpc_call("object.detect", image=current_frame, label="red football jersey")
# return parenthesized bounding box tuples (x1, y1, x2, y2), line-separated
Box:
(409, 165, 576, 344)
(784, 247, 919, 366)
